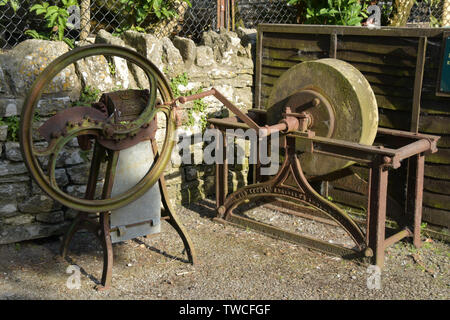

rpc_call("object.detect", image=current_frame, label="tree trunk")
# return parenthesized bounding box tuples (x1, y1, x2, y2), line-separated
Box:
(443, 0, 450, 26)
(79, 0, 91, 41)
(389, 0, 415, 26)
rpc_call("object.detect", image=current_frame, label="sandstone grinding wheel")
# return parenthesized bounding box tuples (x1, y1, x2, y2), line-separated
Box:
(266, 58, 379, 177)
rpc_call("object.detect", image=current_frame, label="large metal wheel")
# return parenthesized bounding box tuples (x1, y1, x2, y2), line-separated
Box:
(266, 58, 379, 177)
(20, 44, 175, 213)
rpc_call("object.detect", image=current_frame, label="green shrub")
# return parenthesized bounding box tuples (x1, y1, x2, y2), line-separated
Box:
(287, 0, 368, 26)
(25, 0, 79, 48)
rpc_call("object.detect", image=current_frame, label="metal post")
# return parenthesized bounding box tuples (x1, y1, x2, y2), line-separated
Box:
(217, 0, 225, 29)
(97, 149, 119, 291)
(216, 129, 228, 207)
(410, 36, 427, 133)
(367, 164, 389, 268)
(405, 153, 425, 248)
(329, 32, 337, 58)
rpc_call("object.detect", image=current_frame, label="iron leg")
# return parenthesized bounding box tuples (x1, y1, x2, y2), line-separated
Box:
(151, 140, 197, 265)
(406, 154, 425, 248)
(96, 212, 113, 291)
(367, 165, 389, 268)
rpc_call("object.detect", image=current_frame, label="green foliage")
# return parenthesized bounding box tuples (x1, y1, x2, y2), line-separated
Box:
(0, 0, 19, 12)
(378, 1, 394, 26)
(73, 85, 102, 106)
(108, 61, 116, 76)
(117, 0, 191, 32)
(25, 0, 78, 48)
(287, 0, 368, 26)
(169, 72, 208, 130)
(0, 116, 20, 142)
(169, 71, 189, 97)
(419, 0, 442, 27)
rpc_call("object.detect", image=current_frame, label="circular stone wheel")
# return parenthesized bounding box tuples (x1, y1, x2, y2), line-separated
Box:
(266, 58, 378, 177)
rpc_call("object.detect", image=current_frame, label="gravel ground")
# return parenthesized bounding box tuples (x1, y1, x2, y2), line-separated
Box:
(0, 198, 448, 300)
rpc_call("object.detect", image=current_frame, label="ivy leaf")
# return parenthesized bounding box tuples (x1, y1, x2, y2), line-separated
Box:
(44, 6, 59, 19)
(347, 17, 362, 25)
(10, 0, 19, 11)
(47, 12, 58, 28)
(58, 25, 64, 41)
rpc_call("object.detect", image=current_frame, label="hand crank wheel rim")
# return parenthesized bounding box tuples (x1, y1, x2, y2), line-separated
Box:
(20, 44, 175, 213)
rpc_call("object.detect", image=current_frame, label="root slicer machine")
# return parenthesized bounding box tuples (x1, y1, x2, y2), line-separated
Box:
(20, 45, 196, 290)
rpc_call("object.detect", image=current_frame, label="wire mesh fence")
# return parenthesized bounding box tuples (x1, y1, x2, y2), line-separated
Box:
(177, 0, 217, 42)
(233, 0, 297, 29)
(1, 0, 449, 50)
(408, 0, 450, 27)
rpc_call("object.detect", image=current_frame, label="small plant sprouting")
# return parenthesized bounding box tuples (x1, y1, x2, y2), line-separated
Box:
(169, 72, 208, 130)
(0, 115, 20, 142)
(0, 0, 19, 12)
(108, 61, 116, 76)
(73, 86, 101, 107)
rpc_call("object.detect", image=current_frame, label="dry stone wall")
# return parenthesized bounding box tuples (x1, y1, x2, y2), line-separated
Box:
(0, 27, 256, 244)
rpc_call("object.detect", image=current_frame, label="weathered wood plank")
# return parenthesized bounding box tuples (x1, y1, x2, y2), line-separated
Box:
(426, 148, 450, 165)
(424, 177, 450, 195)
(422, 206, 450, 228)
(328, 188, 366, 210)
(379, 111, 450, 134)
(328, 173, 368, 195)
(262, 47, 328, 61)
(350, 162, 450, 181)
(425, 164, 450, 180)
(262, 33, 330, 51)
(260, 24, 448, 38)
(436, 135, 450, 148)
(363, 72, 415, 88)
(261, 85, 274, 100)
(337, 50, 417, 68)
(261, 67, 288, 77)
(375, 94, 450, 115)
(423, 191, 450, 210)
(375, 95, 412, 111)
(371, 84, 413, 98)
(261, 58, 298, 69)
(378, 111, 410, 130)
(419, 114, 450, 134)
(337, 36, 418, 58)
(328, 187, 403, 219)
(350, 62, 415, 77)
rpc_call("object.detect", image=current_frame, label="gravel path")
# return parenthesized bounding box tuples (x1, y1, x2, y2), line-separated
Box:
(0, 198, 448, 300)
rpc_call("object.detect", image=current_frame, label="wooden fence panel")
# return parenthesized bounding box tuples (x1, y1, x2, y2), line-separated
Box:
(256, 25, 450, 231)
